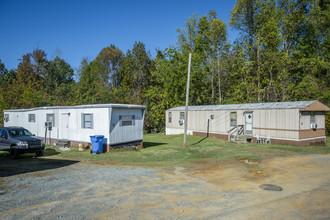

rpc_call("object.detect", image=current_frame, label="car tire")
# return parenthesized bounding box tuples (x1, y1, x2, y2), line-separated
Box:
(10, 148, 19, 159)
(36, 149, 44, 157)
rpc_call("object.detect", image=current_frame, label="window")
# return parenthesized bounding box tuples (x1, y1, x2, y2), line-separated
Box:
(120, 115, 135, 126)
(8, 128, 32, 137)
(230, 112, 237, 127)
(4, 114, 9, 122)
(168, 112, 172, 123)
(82, 113, 93, 129)
(311, 112, 315, 124)
(46, 113, 55, 127)
(28, 114, 36, 122)
(180, 112, 184, 120)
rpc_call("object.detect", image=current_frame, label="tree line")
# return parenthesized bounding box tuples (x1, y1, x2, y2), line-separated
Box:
(1, 0, 329, 132)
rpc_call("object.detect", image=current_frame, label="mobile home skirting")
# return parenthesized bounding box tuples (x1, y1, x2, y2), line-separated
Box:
(192, 131, 326, 146)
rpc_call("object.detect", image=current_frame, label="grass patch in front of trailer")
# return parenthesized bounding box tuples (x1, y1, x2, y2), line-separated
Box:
(55, 134, 330, 167)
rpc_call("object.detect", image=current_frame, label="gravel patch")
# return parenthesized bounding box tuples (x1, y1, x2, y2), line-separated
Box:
(0, 163, 160, 219)
(1, 154, 330, 219)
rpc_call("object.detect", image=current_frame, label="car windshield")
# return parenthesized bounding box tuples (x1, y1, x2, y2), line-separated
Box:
(8, 129, 33, 137)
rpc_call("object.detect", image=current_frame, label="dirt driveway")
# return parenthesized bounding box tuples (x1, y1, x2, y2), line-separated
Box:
(1, 154, 329, 219)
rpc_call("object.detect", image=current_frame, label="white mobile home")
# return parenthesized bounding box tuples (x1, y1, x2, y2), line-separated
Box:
(4, 104, 146, 150)
(166, 100, 329, 146)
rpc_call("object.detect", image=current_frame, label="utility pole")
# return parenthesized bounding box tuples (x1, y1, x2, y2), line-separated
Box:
(183, 53, 191, 147)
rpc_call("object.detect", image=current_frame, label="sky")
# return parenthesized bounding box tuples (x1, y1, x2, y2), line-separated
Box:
(0, 0, 239, 72)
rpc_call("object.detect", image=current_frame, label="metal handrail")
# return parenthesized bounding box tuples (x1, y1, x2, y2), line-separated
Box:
(227, 125, 238, 133)
(228, 125, 244, 142)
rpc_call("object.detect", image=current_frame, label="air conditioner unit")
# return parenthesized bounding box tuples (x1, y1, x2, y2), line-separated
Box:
(45, 122, 53, 128)
(311, 123, 317, 130)
(179, 119, 184, 125)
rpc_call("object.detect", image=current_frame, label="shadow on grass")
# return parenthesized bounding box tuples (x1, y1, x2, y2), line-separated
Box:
(0, 150, 79, 177)
(143, 142, 167, 148)
(44, 148, 61, 156)
(191, 137, 208, 146)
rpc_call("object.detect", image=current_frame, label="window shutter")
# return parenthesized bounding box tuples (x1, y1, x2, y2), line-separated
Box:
(132, 115, 135, 126)
(81, 113, 84, 128)
(119, 115, 122, 126)
(91, 113, 94, 129)
(52, 114, 55, 127)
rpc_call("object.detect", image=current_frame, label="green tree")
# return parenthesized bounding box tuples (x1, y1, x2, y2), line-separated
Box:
(115, 42, 154, 104)
(76, 58, 100, 104)
(94, 45, 123, 88)
(145, 48, 187, 131)
(10, 49, 48, 108)
(294, 0, 329, 103)
(256, 0, 281, 102)
(46, 56, 76, 105)
(146, 11, 229, 130)
(76, 45, 123, 105)
(0, 60, 11, 126)
(204, 11, 230, 104)
(230, 0, 262, 102)
(277, 0, 307, 101)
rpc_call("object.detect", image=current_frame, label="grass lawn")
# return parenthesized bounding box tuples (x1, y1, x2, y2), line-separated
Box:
(54, 134, 330, 167)
(1, 134, 329, 168)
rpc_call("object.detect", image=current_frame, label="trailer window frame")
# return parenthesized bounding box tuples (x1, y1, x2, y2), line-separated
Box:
(81, 113, 93, 129)
(119, 115, 135, 127)
(230, 112, 237, 127)
(28, 114, 36, 123)
(180, 112, 184, 120)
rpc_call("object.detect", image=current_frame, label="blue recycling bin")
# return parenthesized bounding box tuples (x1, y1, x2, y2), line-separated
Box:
(90, 135, 104, 154)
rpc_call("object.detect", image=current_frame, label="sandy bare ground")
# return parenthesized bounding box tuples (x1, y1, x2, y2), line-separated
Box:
(1, 154, 329, 219)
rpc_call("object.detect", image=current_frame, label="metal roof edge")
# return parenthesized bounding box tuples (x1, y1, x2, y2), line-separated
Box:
(4, 104, 146, 112)
(167, 100, 318, 111)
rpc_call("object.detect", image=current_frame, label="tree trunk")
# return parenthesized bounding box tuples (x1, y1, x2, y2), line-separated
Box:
(282, 49, 289, 101)
(257, 41, 261, 102)
(211, 69, 214, 105)
(218, 59, 222, 104)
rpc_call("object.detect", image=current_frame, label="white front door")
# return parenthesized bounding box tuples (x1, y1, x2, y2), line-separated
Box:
(61, 113, 70, 140)
(245, 112, 253, 134)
